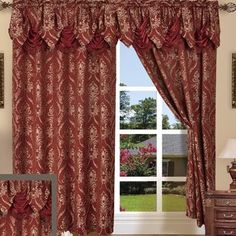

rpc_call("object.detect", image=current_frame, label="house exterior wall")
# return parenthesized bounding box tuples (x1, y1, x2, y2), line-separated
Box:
(163, 156, 187, 177)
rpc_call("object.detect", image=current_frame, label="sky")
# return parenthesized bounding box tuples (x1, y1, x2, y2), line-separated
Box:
(119, 44, 178, 125)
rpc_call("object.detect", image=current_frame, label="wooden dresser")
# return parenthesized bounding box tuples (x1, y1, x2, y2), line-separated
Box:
(205, 190, 236, 236)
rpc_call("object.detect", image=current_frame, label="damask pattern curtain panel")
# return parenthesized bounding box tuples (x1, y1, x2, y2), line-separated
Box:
(132, 6, 220, 226)
(0, 180, 51, 236)
(9, 0, 220, 235)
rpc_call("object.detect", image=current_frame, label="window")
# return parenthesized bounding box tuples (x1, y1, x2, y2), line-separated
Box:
(114, 43, 204, 234)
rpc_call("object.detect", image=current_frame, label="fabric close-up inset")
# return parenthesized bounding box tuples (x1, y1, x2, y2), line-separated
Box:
(0, 180, 52, 236)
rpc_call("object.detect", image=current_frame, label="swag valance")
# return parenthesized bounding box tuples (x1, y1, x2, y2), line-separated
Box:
(9, 0, 220, 52)
(0, 180, 51, 235)
(0, 180, 51, 218)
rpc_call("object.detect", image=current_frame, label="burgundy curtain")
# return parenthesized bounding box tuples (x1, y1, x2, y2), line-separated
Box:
(0, 180, 51, 235)
(132, 3, 220, 226)
(9, 0, 220, 234)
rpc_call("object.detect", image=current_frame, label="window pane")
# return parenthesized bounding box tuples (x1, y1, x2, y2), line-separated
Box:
(120, 91, 157, 129)
(120, 134, 156, 177)
(162, 102, 186, 130)
(162, 134, 187, 177)
(120, 182, 156, 212)
(120, 43, 154, 87)
(162, 182, 186, 212)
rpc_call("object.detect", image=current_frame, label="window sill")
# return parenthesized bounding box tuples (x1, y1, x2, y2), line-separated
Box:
(114, 213, 205, 235)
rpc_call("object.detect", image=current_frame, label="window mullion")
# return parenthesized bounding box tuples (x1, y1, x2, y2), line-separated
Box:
(156, 92, 163, 213)
(115, 42, 121, 214)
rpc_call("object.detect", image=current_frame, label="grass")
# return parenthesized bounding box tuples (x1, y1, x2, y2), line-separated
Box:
(120, 194, 186, 212)
(121, 194, 156, 211)
(162, 194, 186, 212)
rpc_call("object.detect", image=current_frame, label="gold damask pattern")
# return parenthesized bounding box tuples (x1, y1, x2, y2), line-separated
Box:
(134, 44, 217, 227)
(9, 0, 220, 50)
(12, 46, 116, 235)
(9, 0, 220, 235)
(0, 180, 51, 236)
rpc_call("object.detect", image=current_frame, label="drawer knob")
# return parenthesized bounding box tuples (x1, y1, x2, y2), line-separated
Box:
(223, 230, 233, 235)
(223, 213, 234, 218)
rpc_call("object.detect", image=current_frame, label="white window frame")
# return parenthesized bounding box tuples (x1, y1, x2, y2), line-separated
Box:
(113, 42, 205, 234)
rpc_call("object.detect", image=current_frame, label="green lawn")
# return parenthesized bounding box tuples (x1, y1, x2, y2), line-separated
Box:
(121, 194, 156, 211)
(120, 194, 186, 212)
(162, 194, 186, 212)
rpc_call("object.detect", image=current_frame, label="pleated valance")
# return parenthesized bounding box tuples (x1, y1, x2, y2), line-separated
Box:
(9, 0, 220, 52)
(0, 180, 51, 219)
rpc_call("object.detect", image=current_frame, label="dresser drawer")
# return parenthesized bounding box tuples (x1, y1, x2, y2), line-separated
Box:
(216, 228, 236, 235)
(216, 210, 236, 220)
(215, 199, 236, 207)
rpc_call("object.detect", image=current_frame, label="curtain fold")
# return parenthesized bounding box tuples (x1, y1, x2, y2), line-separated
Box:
(12, 45, 116, 235)
(9, 0, 220, 234)
(134, 41, 217, 226)
(0, 180, 51, 236)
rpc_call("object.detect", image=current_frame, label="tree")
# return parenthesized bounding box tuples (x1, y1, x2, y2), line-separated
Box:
(162, 114, 171, 129)
(120, 134, 155, 149)
(120, 83, 130, 129)
(130, 97, 156, 129)
(171, 119, 186, 129)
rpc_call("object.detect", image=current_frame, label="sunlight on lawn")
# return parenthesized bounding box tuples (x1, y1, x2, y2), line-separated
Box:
(120, 194, 186, 212)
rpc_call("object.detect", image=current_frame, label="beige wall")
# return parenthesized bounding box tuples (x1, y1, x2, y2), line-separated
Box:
(216, 0, 236, 190)
(0, 1, 236, 187)
(0, 7, 12, 174)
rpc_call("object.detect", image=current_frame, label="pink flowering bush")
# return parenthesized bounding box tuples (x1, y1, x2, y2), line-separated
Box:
(120, 143, 156, 176)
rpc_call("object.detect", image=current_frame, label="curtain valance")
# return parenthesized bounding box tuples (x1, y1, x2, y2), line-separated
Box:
(0, 180, 51, 219)
(9, 0, 220, 52)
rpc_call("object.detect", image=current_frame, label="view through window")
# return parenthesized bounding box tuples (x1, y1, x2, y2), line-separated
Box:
(116, 43, 188, 214)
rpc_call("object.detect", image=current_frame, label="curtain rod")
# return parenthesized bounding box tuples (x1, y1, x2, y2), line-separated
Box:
(0, 1, 236, 12)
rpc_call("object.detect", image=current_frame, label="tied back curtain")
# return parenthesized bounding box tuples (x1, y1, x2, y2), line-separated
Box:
(9, 0, 220, 234)
(134, 39, 217, 226)
(0, 180, 51, 236)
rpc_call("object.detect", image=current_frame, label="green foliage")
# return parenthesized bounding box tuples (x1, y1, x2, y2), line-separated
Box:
(130, 97, 156, 129)
(171, 119, 186, 129)
(162, 183, 186, 196)
(162, 115, 186, 130)
(171, 185, 186, 195)
(120, 84, 130, 126)
(162, 114, 171, 129)
(119, 90, 186, 130)
(120, 182, 156, 195)
(144, 187, 156, 194)
(120, 134, 155, 149)
(120, 154, 156, 177)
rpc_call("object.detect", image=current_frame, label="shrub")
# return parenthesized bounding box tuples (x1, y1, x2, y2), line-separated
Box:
(170, 185, 186, 196)
(144, 187, 156, 194)
(162, 187, 171, 194)
(162, 184, 186, 196)
(120, 143, 156, 177)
